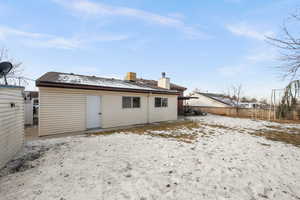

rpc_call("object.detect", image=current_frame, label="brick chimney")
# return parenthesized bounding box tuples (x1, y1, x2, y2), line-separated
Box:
(125, 72, 137, 82)
(158, 72, 170, 90)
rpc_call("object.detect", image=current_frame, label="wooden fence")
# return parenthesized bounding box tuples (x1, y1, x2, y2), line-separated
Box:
(191, 106, 276, 120)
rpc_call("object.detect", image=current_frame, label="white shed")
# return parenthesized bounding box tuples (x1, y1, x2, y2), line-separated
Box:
(36, 72, 180, 136)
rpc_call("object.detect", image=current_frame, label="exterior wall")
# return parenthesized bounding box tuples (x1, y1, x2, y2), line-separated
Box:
(39, 87, 178, 136)
(187, 93, 230, 108)
(39, 88, 86, 136)
(149, 95, 178, 123)
(101, 93, 149, 128)
(0, 86, 24, 169)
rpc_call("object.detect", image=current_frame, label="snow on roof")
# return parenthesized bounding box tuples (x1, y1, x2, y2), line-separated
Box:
(57, 74, 158, 91)
(37, 72, 180, 94)
(210, 96, 237, 106)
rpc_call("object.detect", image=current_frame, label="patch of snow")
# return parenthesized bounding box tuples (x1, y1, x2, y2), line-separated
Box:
(1, 116, 300, 200)
(58, 74, 159, 91)
(188, 114, 300, 132)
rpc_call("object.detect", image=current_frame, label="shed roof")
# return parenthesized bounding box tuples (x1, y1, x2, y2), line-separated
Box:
(36, 72, 180, 95)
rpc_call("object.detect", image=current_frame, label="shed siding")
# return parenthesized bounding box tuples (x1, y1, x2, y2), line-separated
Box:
(39, 87, 178, 136)
(0, 87, 24, 169)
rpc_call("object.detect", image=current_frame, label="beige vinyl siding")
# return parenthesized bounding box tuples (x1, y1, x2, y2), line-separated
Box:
(39, 88, 86, 136)
(39, 87, 178, 136)
(0, 87, 24, 169)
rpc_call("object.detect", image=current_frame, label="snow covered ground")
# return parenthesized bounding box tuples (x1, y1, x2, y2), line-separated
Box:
(1, 115, 300, 200)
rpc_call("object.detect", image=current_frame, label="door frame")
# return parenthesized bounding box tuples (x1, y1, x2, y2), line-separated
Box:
(86, 95, 102, 129)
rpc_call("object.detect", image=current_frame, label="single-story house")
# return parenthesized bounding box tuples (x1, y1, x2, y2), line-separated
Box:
(36, 72, 183, 136)
(187, 92, 236, 108)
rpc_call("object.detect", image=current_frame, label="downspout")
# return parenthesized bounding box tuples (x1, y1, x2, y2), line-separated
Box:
(147, 92, 151, 124)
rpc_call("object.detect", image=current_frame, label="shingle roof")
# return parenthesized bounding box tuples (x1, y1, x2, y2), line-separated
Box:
(36, 72, 180, 95)
(196, 92, 236, 106)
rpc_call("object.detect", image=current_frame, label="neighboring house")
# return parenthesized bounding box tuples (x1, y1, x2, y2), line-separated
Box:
(36, 72, 181, 136)
(24, 91, 39, 102)
(239, 102, 262, 109)
(24, 91, 39, 108)
(187, 92, 236, 108)
(24, 91, 39, 125)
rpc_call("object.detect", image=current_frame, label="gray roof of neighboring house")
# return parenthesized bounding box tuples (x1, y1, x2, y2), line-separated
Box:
(0, 85, 24, 89)
(196, 92, 236, 106)
(36, 72, 180, 95)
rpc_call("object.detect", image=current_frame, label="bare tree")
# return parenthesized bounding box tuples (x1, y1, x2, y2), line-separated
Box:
(232, 84, 242, 108)
(267, 11, 300, 80)
(0, 47, 23, 85)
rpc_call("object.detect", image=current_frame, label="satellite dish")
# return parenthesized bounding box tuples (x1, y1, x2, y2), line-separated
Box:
(0, 62, 13, 85)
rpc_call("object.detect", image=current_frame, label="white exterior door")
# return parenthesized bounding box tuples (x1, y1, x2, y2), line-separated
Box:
(86, 96, 101, 129)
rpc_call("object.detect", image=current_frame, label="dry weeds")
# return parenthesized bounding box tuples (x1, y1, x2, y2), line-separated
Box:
(90, 120, 202, 143)
(198, 122, 237, 131)
(252, 129, 300, 147)
(91, 119, 300, 147)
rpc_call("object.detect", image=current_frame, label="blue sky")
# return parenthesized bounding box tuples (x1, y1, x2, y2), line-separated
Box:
(0, 0, 299, 99)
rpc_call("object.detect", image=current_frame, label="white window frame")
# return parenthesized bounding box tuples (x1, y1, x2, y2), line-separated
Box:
(155, 97, 168, 108)
(122, 96, 141, 109)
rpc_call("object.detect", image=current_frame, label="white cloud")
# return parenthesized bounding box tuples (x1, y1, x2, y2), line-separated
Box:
(245, 46, 278, 63)
(0, 26, 51, 39)
(0, 25, 129, 49)
(246, 51, 276, 63)
(218, 46, 278, 78)
(23, 37, 82, 50)
(52, 0, 208, 40)
(226, 23, 274, 40)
